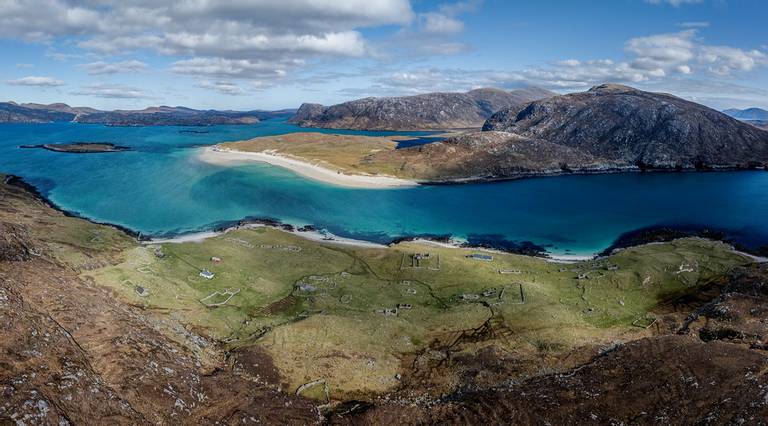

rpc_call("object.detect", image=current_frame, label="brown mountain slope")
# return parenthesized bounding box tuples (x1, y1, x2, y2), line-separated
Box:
(0, 177, 318, 425)
(370, 131, 629, 181)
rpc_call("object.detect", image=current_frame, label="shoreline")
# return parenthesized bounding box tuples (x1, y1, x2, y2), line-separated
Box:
(146, 222, 599, 260)
(5, 173, 767, 263)
(144, 223, 766, 264)
(198, 145, 418, 189)
(148, 222, 389, 249)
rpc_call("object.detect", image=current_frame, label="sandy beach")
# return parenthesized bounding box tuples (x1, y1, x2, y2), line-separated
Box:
(145, 222, 387, 249)
(198, 145, 417, 189)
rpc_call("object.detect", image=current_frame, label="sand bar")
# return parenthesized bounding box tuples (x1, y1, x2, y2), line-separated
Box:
(198, 145, 417, 189)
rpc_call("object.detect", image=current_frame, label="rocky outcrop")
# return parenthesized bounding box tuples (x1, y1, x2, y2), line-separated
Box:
(289, 87, 555, 130)
(0, 222, 37, 261)
(482, 84, 768, 169)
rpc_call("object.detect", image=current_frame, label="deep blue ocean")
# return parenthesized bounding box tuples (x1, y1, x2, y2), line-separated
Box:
(2, 120, 768, 256)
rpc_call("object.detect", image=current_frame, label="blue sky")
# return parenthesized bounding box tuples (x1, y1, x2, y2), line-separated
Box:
(1, 0, 766, 110)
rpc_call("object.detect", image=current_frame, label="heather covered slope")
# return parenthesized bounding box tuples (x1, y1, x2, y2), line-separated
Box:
(370, 131, 628, 181)
(483, 84, 768, 169)
(288, 87, 555, 130)
(329, 263, 768, 425)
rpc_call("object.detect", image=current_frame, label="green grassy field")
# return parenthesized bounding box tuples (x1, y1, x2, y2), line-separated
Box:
(219, 133, 414, 177)
(84, 226, 751, 398)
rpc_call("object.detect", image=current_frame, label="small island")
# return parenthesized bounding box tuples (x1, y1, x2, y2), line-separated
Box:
(21, 142, 130, 153)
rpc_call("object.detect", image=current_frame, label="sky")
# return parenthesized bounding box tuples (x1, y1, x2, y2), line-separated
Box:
(1, 0, 767, 111)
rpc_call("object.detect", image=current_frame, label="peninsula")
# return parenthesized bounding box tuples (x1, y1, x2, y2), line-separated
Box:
(207, 84, 768, 187)
(200, 141, 418, 189)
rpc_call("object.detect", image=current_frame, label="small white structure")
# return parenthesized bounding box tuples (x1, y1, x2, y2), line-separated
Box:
(375, 308, 398, 316)
(199, 269, 215, 279)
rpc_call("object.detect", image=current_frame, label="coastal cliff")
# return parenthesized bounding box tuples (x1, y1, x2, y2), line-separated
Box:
(288, 87, 556, 130)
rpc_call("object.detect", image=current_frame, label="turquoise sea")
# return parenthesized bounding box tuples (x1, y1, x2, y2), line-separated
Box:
(2, 120, 768, 256)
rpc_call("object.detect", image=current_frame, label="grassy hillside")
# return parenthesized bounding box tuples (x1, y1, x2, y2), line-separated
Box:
(87, 226, 750, 398)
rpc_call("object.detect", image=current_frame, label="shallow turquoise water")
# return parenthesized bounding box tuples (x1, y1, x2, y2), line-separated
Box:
(2, 120, 768, 256)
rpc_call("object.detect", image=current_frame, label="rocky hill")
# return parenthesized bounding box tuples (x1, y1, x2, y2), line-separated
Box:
(371, 131, 629, 181)
(0, 102, 76, 123)
(73, 106, 264, 126)
(481, 84, 768, 169)
(19, 102, 99, 115)
(289, 87, 556, 130)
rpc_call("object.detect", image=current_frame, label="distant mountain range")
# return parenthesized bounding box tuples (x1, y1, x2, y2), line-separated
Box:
(723, 107, 768, 121)
(723, 108, 768, 130)
(0, 101, 295, 126)
(289, 87, 556, 130)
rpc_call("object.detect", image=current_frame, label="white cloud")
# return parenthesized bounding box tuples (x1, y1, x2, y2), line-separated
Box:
(420, 13, 464, 34)
(78, 35, 165, 54)
(385, 0, 478, 58)
(678, 21, 709, 28)
(0, 0, 413, 84)
(347, 28, 768, 97)
(195, 81, 247, 96)
(645, 0, 703, 6)
(7, 76, 65, 87)
(171, 57, 300, 80)
(73, 83, 148, 99)
(699, 46, 767, 75)
(625, 30, 696, 71)
(160, 30, 367, 58)
(80, 60, 148, 75)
